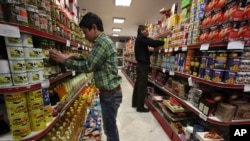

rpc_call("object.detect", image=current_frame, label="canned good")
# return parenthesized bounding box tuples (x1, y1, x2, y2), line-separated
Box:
(12, 72, 28, 86)
(28, 99, 44, 113)
(25, 59, 44, 71)
(9, 60, 26, 73)
(29, 110, 46, 131)
(23, 48, 43, 59)
(6, 102, 28, 117)
(11, 123, 31, 140)
(27, 70, 44, 84)
(4, 92, 26, 105)
(5, 37, 23, 47)
(0, 73, 13, 87)
(6, 46, 24, 60)
(8, 113, 30, 127)
(26, 89, 43, 102)
(44, 105, 53, 122)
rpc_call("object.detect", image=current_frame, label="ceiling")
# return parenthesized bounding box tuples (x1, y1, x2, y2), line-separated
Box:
(77, 0, 182, 41)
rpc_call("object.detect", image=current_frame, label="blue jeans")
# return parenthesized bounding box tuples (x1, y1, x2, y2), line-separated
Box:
(99, 89, 122, 141)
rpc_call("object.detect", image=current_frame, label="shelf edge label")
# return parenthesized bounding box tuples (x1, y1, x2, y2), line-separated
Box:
(227, 41, 244, 50)
(66, 40, 70, 47)
(0, 24, 20, 38)
(200, 43, 209, 51)
(244, 84, 250, 92)
(188, 77, 193, 86)
(182, 46, 187, 51)
(199, 113, 207, 121)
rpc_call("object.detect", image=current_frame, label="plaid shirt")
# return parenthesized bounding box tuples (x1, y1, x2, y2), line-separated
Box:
(64, 33, 122, 90)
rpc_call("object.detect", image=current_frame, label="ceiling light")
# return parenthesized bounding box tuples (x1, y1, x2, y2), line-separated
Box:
(112, 33, 120, 36)
(115, 0, 132, 7)
(113, 18, 125, 23)
(113, 28, 122, 32)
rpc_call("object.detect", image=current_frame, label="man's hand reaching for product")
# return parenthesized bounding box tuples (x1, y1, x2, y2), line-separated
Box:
(49, 50, 68, 64)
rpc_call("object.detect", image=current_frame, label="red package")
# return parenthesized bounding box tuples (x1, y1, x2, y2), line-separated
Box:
(239, 20, 249, 39)
(219, 22, 234, 40)
(205, 0, 215, 12)
(214, 0, 227, 9)
(223, 1, 238, 22)
(228, 22, 240, 41)
(245, 2, 250, 19)
(211, 8, 224, 25)
(199, 28, 210, 42)
(208, 26, 220, 41)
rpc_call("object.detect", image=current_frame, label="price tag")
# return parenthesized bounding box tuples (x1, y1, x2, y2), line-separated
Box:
(86, 47, 88, 50)
(227, 41, 244, 50)
(244, 84, 250, 92)
(164, 48, 168, 53)
(188, 77, 193, 86)
(162, 68, 166, 73)
(199, 113, 207, 121)
(174, 47, 179, 51)
(169, 48, 173, 52)
(158, 49, 161, 53)
(0, 24, 20, 38)
(66, 40, 70, 47)
(82, 46, 85, 50)
(169, 71, 175, 76)
(72, 70, 76, 76)
(200, 43, 209, 50)
(41, 79, 50, 88)
(89, 48, 92, 51)
(78, 44, 80, 47)
(182, 46, 187, 51)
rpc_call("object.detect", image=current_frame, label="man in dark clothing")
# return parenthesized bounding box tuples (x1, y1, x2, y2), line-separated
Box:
(132, 25, 170, 112)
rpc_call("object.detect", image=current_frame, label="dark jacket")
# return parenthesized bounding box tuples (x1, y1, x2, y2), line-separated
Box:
(134, 34, 164, 65)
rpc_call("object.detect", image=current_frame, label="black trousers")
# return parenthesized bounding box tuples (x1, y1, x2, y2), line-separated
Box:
(132, 62, 149, 110)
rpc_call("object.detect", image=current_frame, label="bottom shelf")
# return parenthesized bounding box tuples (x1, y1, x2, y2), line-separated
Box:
(145, 98, 182, 141)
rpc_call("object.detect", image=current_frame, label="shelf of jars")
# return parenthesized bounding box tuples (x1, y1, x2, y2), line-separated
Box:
(0, 74, 93, 141)
(151, 66, 246, 89)
(0, 22, 82, 47)
(148, 78, 250, 125)
(0, 71, 73, 93)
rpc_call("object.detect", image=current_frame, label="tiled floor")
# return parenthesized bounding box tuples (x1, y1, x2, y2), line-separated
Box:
(101, 70, 171, 141)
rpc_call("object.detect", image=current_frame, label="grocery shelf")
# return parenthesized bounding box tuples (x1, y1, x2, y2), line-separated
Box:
(21, 75, 91, 141)
(150, 66, 245, 89)
(0, 71, 73, 93)
(0, 22, 80, 47)
(148, 78, 250, 125)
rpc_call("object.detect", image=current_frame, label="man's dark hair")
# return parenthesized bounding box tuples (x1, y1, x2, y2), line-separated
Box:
(79, 12, 104, 32)
(137, 25, 147, 36)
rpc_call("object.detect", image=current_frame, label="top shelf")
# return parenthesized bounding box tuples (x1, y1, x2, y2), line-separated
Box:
(0, 71, 73, 93)
(0, 22, 81, 47)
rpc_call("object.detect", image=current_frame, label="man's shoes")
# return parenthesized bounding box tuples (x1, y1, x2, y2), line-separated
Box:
(136, 108, 150, 112)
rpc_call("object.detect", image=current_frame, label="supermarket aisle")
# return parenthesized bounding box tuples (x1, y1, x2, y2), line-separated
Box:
(101, 70, 171, 141)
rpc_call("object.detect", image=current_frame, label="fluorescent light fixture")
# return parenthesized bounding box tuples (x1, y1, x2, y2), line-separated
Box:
(113, 17, 125, 23)
(112, 33, 120, 36)
(115, 0, 132, 6)
(113, 28, 122, 32)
